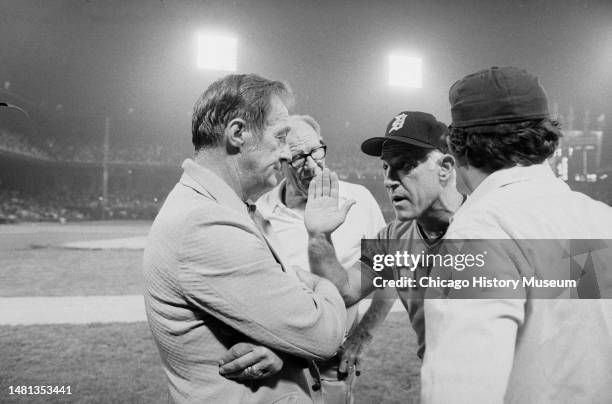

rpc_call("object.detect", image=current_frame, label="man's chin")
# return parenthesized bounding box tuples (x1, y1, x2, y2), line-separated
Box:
(394, 208, 417, 222)
(249, 176, 278, 200)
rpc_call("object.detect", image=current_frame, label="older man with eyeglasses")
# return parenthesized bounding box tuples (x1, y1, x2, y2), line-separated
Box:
(256, 114, 393, 404)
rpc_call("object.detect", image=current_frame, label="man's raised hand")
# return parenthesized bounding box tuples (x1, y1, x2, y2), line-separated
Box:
(305, 168, 355, 235)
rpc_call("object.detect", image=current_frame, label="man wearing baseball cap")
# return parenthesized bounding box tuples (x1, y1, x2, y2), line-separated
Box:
(420, 66, 612, 403)
(306, 111, 464, 359)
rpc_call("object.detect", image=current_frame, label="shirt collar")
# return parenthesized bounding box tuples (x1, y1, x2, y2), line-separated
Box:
(257, 179, 288, 220)
(180, 158, 247, 214)
(460, 163, 556, 213)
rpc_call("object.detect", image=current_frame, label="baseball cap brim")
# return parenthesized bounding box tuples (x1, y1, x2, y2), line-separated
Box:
(361, 135, 439, 157)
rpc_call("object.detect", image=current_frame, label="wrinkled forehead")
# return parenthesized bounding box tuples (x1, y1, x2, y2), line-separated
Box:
(287, 119, 322, 151)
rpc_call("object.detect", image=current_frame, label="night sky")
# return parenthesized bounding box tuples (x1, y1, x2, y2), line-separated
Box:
(1, 0, 611, 156)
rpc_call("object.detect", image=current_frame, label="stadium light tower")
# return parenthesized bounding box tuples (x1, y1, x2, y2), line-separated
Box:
(388, 54, 422, 88)
(196, 33, 238, 71)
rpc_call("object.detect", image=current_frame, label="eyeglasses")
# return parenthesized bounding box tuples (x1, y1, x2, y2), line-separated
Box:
(288, 143, 327, 168)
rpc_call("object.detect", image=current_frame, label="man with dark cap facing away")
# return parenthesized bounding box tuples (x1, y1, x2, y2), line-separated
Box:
(420, 66, 612, 404)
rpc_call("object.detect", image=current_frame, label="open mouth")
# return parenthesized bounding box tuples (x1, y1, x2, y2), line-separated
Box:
(391, 195, 409, 203)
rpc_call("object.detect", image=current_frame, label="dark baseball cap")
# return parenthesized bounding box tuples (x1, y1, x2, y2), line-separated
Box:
(361, 111, 447, 157)
(449, 66, 549, 128)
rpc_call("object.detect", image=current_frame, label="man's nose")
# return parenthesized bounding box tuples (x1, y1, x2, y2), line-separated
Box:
(278, 142, 291, 162)
(303, 156, 323, 176)
(383, 169, 399, 189)
(304, 155, 318, 169)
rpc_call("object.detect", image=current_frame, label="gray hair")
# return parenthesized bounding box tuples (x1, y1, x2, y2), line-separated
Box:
(191, 74, 294, 150)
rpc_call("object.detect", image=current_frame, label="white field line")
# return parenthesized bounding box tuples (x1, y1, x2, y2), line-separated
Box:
(61, 236, 146, 250)
(0, 295, 146, 325)
(0, 296, 405, 326)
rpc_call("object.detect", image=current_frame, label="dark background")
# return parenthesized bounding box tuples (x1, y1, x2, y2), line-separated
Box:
(1, 0, 611, 159)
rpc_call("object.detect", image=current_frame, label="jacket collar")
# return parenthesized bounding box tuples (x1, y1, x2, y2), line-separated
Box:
(180, 158, 247, 214)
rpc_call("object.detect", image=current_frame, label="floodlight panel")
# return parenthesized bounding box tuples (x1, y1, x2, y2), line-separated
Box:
(389, 54, 422, 88)
(197, 34, 237, 71)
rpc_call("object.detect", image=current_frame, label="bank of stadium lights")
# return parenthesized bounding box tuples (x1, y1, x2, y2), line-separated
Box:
(196, 33, 237, 71)
(388, 54, 423, 88)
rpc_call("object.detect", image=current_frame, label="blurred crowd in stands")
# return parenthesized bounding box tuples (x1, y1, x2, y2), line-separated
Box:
(0, 131, 54, 160)
(0, 129, 387, 179)
(1, 129, 610, 224)
(47, 140, 187, 165)
(1, 130, 186, 165)
(2, 130, 388, 176)
(0, 189, 161, 224)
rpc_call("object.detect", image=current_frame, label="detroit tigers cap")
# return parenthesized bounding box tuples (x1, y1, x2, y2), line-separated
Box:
(360, 111, 447, 157)
(449, 66, 550, 128)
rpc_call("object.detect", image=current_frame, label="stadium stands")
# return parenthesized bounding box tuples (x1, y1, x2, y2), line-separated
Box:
(0, 130, 54, 161)
(0, 127, 609, 224)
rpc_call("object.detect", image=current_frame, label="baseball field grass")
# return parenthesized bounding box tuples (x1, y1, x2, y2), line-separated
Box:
(1, 313, 419, 404)
(0, 222, 421, 403)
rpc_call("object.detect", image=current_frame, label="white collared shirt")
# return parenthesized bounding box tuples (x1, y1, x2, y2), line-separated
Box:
(421, 163, 612, 404)
(449, 163, 612, 239)
(256, 179, 386, 273)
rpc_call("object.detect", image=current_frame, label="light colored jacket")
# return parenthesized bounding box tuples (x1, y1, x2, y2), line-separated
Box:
(144, 159, 346, 404)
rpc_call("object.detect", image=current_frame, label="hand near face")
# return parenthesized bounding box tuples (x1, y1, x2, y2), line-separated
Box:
(304, 168, 355, 235)
(219, 342, 284, 380)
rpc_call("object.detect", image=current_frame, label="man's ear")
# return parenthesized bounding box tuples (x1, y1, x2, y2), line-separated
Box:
(438, 154, 456, 183)
(224, 119, 247, 152)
